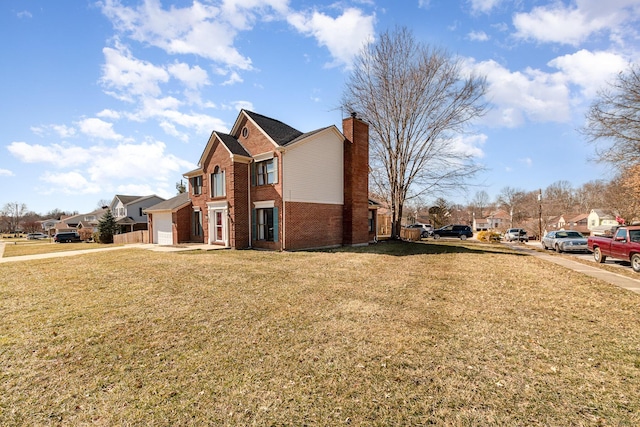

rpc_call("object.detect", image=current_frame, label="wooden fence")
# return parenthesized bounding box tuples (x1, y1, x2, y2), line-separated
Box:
(399, 227, 421, 241)
(113, 230, 149, 244)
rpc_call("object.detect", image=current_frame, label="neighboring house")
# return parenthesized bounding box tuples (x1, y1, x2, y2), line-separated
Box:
(110, 195, 166, 233)
(54, 208, 107, 233)
(483, 209, 511, 230)
(39, 218, 60, 236)
(567, 213, 589, 235)
(144, 192, 192, 245)
(147, 109, 372, 250)
(588, 209, 620, 235)
(472, 217, 489, 231)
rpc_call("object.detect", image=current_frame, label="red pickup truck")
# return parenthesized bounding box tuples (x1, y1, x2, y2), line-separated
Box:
(587, 225, 640, 272)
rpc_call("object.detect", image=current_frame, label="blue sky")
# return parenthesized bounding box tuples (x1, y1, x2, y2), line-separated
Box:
(2, 0, 639, 215)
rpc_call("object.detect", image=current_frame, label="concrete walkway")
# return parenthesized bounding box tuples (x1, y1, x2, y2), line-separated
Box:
(0, 242, 221, 264)
(506, 242, 640, 295)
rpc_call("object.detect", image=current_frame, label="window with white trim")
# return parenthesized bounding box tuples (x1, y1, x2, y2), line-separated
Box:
(256, 208, 274, 241)
(255, 158, 277, 185)
(191, 175, 203, 195)
(211, 166, 225, 198)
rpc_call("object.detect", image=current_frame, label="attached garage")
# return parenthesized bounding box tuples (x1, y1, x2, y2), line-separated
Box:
(154, 213, 173, 245)
(144, 193, 192, 246)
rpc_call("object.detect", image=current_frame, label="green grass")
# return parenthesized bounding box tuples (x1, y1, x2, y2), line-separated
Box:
(1, 240, 639, 425)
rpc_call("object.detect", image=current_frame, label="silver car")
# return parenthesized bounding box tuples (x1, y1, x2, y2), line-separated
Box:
(541, 230, 589, 253)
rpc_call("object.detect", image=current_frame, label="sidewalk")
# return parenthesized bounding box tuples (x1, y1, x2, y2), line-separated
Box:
(507, 241, 640, 295)
(0, 242, 221, 263)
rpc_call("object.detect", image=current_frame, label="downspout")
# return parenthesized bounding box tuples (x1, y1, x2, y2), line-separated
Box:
(248, 162, 252, 248)
(280, 150, 286, 251)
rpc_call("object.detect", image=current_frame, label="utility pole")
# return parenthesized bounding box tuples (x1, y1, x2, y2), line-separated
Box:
(538, 189, 542, 241)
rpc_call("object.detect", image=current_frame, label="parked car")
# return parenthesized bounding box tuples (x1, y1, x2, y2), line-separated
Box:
(405, 223, 433, 238)
(541, 230, 589, 253)
(505, 228, 528, 242)
(432, 225, 473, 240)
(53, 232, 82, 243)
(588, 226, 640, 272)
(26, 232, 48, 240)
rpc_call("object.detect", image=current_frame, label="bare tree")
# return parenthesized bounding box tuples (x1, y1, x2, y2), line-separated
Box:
(574, 180, 608, 212)
(97, 199, 111, 209)
(583, 64, 640, 169)
(471, 190, 490, 218)
(497, 187, 528, 228)
(543, 180, 575, 217)
(342, 27, 487, 238)
(2, 202, 28, 232)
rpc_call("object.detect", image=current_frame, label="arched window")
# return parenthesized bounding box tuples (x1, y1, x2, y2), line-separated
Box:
(211, 166, 225, 198)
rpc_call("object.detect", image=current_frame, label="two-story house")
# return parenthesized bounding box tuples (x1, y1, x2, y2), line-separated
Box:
(146, 110, 374, 250)
(110, 194, 166, 233)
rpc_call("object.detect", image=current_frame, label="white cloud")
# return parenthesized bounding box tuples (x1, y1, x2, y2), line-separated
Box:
(76, 118, 124, 140)
(470, 59, 571, 127)
(52, 124, 77, 138)
(8, 142, 64, 163)
(221, 71, 243, 86)
(167, 62, 210, 89)
(450, 134, 486, 158)
(287, 7, 375, 68)
(8, 142, 95, 165)
(97, 109, 122, 120)
(101, 42, 170, 100)
(40, 171, 101, 194)
(11, 138, 195, 196)
(86, 140, 194, 182)
(469, 0, 503, 14)
(513, 1, 640, 46)
(100, 0, 253, 70)
(0, 168, 14, 176)
(468, 30, 489, 41)
(548, 49, 629, 97)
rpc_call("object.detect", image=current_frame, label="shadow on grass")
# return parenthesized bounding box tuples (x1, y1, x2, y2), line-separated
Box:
(321, 239, 528, 257)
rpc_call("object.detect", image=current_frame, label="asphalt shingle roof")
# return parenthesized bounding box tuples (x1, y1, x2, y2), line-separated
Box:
(216, 132, 251, 157)
(244, 110, 303, 146)
(145, 192, 191, 212)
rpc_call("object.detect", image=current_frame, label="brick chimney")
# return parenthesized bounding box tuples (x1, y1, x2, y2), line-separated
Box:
(342, 112, 370, 246)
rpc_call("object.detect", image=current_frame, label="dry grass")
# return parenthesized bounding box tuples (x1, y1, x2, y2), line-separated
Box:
(2, 241, 117, 257)
(1, 240, 640, 426)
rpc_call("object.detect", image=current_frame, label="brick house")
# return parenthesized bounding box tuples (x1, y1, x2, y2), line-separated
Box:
(146, 110, 374, 250)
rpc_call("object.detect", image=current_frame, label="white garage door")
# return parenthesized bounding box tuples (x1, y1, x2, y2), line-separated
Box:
(154, 213, 173, 245)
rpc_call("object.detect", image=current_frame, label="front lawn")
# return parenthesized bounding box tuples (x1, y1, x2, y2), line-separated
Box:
(1, 241, 639, 425)
(1, 241, 118, 257)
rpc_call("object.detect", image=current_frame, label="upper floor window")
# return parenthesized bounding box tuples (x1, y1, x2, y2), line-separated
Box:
(255, 158, 277, 185)
(191, 175, 203, 195)
(211, 166, 225, 198)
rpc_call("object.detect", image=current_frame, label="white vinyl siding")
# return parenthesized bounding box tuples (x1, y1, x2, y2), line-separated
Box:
(282, 130, 343, 204)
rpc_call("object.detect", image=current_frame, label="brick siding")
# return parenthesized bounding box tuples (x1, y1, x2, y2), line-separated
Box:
(284, 202, 343, 250)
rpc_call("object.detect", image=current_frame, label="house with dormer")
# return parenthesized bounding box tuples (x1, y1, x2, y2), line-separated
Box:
(146, 110, 374, 250)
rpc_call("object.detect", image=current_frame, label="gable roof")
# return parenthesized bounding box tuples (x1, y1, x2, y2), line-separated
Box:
(217, 132, 251, 156)
(243, 110, 303, 146)
(145, 192, 191, 212)
(114, 195, 142, 205)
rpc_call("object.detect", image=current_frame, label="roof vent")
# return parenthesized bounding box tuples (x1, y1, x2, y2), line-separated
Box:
(351, 111, 357, 118)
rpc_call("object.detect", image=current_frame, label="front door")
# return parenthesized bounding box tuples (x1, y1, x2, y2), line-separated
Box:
(210, 208, 227, 246)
